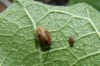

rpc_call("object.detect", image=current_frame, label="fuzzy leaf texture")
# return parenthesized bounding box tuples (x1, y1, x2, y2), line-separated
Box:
(0, 0, 100, 66)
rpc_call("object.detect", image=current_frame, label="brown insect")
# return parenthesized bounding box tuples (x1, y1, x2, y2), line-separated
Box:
(36, 27, 51, 51)
(68, 37, 75, 47)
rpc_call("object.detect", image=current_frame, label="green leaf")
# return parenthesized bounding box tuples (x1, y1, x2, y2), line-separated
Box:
(69, 0, 100, 11)
(0, 0, 100, 66)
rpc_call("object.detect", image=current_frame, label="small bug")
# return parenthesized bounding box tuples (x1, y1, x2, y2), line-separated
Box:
(68, 37, 75, 47)
(35, 27, 51, 51)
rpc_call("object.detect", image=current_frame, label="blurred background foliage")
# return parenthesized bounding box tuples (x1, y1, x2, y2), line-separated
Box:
(69, 0, 100, 11)
(0, 0, 100, 13)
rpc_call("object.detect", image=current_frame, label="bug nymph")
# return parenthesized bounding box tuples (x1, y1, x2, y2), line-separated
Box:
(35, 27, 51, 51)
(68, 37, 75, 47)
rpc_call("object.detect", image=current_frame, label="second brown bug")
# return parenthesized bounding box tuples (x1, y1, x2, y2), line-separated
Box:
(68, 37, 75, 47)
(35, 27, 51, 51)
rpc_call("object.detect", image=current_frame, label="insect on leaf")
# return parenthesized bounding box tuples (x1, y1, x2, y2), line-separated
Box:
(0, 0, 100, 66)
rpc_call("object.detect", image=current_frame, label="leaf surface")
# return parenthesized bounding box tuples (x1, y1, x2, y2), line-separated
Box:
(0, 0, 100, 66)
